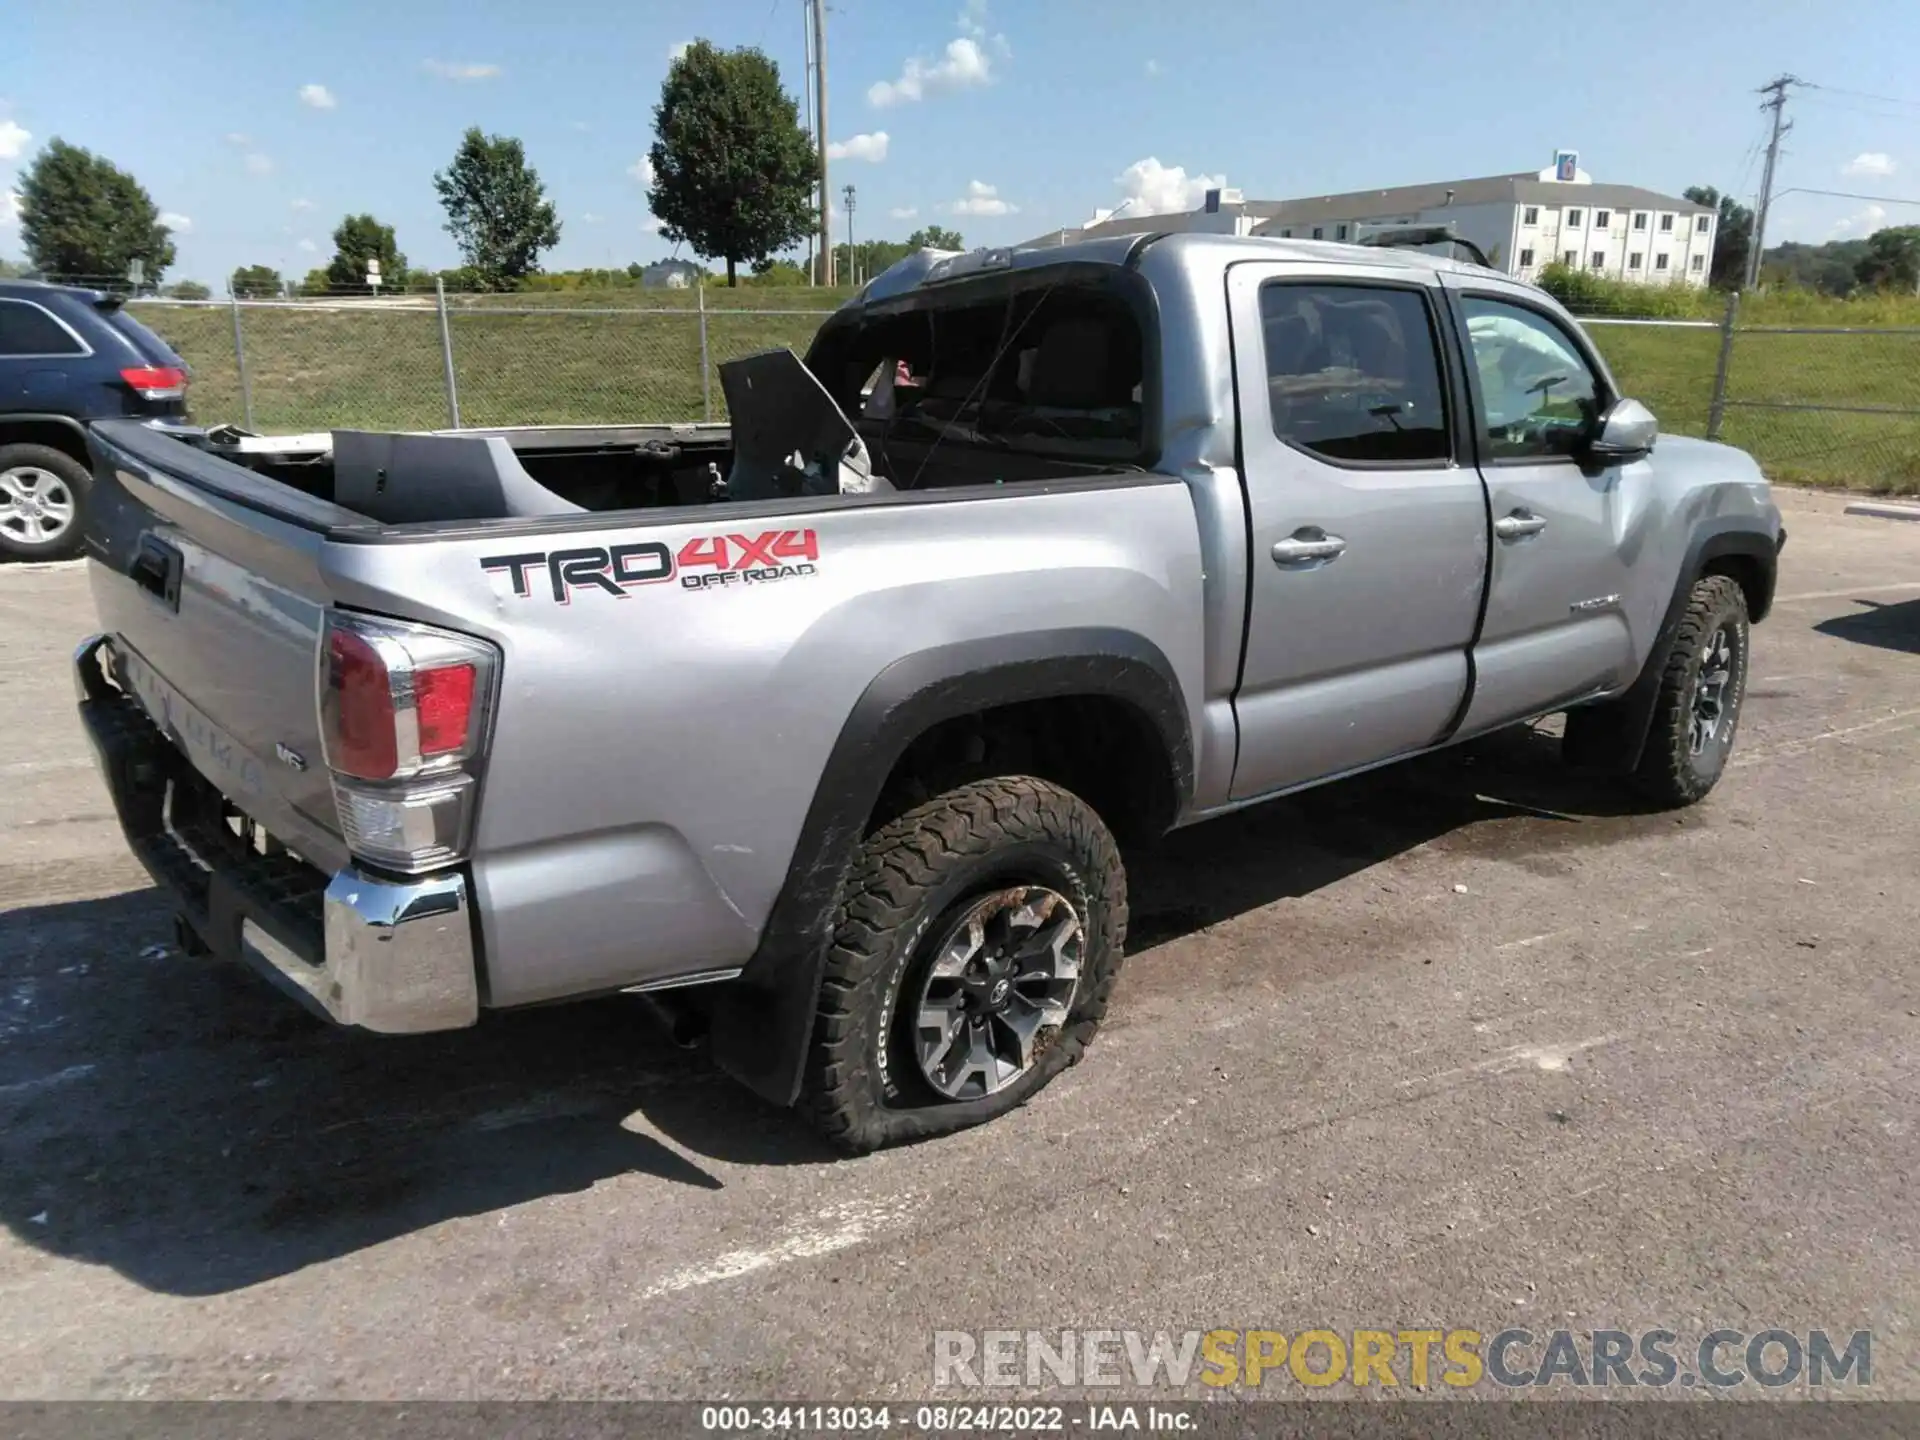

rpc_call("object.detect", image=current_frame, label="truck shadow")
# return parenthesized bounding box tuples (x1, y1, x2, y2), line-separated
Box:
(1813, 596, 1920, 655)
(0, 722, 1665, 1296)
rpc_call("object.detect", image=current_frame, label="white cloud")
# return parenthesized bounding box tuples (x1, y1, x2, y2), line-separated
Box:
(1096, 156, 1225, 221)
(298, 83, 336, 110)
(1144, 58, 1161, 78)
(1, 190, 19, 229)
(580, 211, 602, 224)
(949, 178, 1016, 216)
(890, 205, 918, 220)
(291, 198, 314, 211)
(828, 131, 889, 163)
(0, 118, 30, 160)
(958, 0, 989, 36)
(1832, 203, 1888, 236)
(629, 155, 655, 187)
(423, 60, 502, 80)
(571, 120, 592, 132)
(159, 211, 192, 233)
(1843, 152, 1896, 179)
(224, 131, 251, 147)
(642, 215, 667, 234)
(243, 151, 274, 176)
(870, 36, 994, 107)
(668, 41, 692, 62)
(297, 238, 318, 253)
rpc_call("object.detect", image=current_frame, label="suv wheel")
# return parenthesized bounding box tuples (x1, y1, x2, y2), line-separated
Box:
(1631, 574, 1751, 807)
(799, 776, 1127, 1154)
(0, 444, 90, 561)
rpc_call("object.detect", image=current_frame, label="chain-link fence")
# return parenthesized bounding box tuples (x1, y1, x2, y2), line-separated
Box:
(1572, 296, 1920, 494)
(126, 288, 842, 435)
(122, 286, 1920, 494)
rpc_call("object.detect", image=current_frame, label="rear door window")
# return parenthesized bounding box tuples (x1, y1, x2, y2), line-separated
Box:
(0, 299, 88, 357)
(1259, 282, 1451, 464)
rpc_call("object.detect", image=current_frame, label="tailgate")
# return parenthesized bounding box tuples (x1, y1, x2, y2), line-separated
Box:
(84, 420, 369, 873)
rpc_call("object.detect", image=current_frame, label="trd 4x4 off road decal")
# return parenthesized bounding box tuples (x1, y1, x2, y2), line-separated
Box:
(481, 529, 820, 603)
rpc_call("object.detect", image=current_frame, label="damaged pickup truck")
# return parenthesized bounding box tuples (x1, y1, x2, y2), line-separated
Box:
(76, 234, 1784, 1152)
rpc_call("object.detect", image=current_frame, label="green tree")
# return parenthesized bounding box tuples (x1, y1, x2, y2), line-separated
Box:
(297, 267, 333, 296)
(648, 40, 817, 286)
(326, 213, 408, 291)
(906, 225, 965, 251)
(432, 128, 561, 290)
(749, 257, 809, 286)
(1851, 226, 1920, 292)
(166, 280, 211, 300)
(17, 138, 175, 285)
(0, 258, 29, 278)
(1683, 186, 1754, 289)
(228, 264, 283, 298)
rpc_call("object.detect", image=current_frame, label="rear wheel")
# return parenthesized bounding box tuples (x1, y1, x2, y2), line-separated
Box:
(799, 776, 1126, 1154)
(0, 444, 90, 561)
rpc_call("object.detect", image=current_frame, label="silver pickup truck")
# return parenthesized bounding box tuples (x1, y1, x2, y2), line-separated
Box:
(75, 233, 1783, 1152)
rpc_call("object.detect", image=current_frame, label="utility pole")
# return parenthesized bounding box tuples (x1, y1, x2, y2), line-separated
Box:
(802, 0, 817, 285)
(1744, 74, 1799, 290)
(812, 0, 832, 286)
(843, 184, 857, 286)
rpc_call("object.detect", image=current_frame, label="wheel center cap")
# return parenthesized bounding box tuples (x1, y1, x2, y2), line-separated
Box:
(988, 977, 1011, 1008)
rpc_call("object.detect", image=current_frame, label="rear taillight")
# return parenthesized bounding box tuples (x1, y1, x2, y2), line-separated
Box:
(120, 365, 188, 401)
(319, 611, 498, 873)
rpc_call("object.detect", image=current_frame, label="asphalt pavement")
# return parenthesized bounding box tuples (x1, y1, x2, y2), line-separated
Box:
(1, 487, 1916, 1401)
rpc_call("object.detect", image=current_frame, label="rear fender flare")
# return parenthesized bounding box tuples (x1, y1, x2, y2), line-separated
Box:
(709, 627, 1191, 1107)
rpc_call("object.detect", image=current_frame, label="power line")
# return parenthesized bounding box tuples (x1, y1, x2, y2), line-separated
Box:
(1800, 80, 1920, 110)
(1772, 187, 1920, 207)
(1793, 93, 1920, 125)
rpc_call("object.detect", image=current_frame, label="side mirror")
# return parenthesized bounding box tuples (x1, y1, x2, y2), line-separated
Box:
(1588, 397, 1658, 460)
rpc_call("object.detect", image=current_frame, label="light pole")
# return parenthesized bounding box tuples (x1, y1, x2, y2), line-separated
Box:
(842, 184, 857, 287)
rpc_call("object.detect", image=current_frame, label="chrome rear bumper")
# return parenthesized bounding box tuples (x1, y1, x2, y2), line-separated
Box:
(75, 633, 481, 1034)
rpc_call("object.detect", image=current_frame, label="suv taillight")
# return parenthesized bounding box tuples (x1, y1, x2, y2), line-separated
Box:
(319, 611, 498, 873)
(121, 365, 188, 401)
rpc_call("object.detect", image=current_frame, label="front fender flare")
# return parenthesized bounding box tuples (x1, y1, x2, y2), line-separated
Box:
(710, 627, 1192, 1107)
(1567, 519, 1780, 774)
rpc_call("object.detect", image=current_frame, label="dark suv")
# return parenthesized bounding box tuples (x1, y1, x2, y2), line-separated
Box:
(0, 280, 190, 560)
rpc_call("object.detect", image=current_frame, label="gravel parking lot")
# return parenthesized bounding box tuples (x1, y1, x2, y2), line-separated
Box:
(1, 487, 1916, 1401)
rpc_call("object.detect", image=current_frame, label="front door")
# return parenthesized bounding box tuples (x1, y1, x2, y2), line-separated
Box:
(1444, 286, 1642, 736)
(1226, 263, 1488, 800)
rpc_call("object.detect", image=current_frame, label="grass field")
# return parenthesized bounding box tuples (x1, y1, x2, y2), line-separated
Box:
(130, 295, 1920, 494)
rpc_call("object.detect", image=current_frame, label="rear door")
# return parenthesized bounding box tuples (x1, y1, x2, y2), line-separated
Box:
(1442, 285, 1642, 735)
(1226, 262, 1488, 799)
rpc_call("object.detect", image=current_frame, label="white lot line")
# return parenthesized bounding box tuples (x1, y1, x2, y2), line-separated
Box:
(1774, 580, 1920, 605)
(638, 1194, 923, 1299)
(0, 1064, 97, 1099)
(1732, 704, 1920, 768)
(1, 758, 94, 777)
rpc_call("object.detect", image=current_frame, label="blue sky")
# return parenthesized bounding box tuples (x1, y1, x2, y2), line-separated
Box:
(4, 0, 1919, 285)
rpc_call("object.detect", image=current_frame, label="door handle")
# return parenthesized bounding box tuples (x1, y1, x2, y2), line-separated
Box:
(1272, 528, 1348, 566)
(1494, 510, 1548, 541)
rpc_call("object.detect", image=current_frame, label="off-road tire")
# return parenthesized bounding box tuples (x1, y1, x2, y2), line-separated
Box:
(0, 443, 91, 561)
(1631, 574, 1750, 808)
(798, 776, 1127, 1154)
